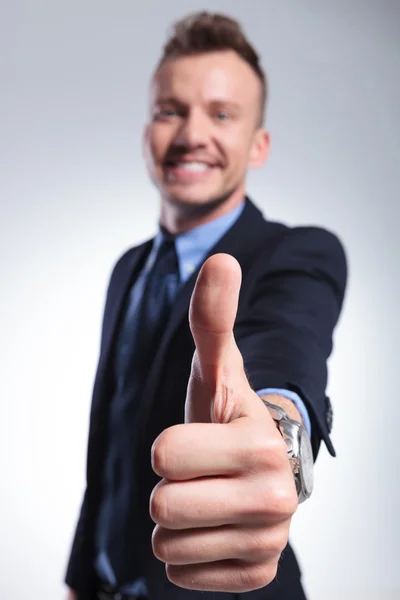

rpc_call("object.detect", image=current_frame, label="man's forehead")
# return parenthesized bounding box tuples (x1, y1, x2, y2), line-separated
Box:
(150, 51, 261, 105)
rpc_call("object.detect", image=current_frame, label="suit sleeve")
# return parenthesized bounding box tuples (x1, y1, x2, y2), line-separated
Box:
(235, 226, 347, 460)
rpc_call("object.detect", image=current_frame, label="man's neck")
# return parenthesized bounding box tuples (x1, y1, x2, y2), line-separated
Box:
(159, 190, 246, 235)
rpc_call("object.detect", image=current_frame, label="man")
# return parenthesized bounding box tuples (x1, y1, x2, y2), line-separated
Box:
(65, 11, 347, 600)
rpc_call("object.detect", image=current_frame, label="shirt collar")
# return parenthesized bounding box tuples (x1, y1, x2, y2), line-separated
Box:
(154, 200, 245, 283)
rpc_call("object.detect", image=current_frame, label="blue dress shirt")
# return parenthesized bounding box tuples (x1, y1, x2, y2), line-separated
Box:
(95, 201, 311, 594)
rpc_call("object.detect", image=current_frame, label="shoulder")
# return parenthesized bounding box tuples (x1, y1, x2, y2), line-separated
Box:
(284, 224, 346, 256)
(243, 199, 347, 279)
(251, 219, 348, 305)
(270, 224, 347, 272)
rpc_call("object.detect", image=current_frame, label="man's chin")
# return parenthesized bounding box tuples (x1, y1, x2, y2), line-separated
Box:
(162, 186, 237, 215)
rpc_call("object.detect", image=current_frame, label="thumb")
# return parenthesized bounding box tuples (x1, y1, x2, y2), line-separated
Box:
(189, 253, 241, 372)
(185, 253, 255, 423)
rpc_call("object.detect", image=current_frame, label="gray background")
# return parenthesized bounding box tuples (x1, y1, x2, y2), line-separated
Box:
(1, 1, 399, 598)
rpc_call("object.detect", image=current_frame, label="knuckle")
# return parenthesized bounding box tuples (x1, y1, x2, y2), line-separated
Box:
(247, 479, 297, 523)
(269, 530, 289, 556)
(245, 532, 270, 560)
(247, 528, 288, 560)
(238, 562, 278, 591)
(273, 440, 295, 471)
(247, 484, 273, 521)
(270, 484, 298, 519)
(243, 438, 269, 473)
(247, 434, 287, 472)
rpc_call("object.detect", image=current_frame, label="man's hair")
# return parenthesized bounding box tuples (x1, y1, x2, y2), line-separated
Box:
(156, 12, 268, 125)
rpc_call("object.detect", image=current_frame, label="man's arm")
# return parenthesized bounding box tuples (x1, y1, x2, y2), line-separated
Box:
(236, 226, 347, 459)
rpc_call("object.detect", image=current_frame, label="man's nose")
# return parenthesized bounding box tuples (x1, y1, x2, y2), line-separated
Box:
(174, 110, 209, 148)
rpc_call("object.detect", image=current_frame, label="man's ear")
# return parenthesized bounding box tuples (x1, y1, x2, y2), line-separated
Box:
(248, 129, 270, 169)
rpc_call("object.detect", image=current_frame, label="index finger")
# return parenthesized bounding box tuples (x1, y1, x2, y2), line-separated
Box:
(151, 417, 282, 481)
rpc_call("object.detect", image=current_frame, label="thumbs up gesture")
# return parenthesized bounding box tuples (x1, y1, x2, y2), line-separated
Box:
(150, 255, 298, 593)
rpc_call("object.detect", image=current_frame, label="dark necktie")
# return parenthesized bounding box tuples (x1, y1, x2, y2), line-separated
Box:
(105, 235, 180, 585)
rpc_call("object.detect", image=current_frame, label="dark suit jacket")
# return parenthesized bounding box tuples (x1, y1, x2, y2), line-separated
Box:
(65, 198, 347, 599)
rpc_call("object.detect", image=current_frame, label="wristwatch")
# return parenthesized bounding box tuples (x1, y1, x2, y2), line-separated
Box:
(262, 398, 314, 503)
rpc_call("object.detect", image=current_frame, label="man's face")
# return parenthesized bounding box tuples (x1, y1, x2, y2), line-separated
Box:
(144, 50, 269, 211)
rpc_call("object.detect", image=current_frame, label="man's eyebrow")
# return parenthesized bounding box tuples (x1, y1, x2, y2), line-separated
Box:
(154, 96, 185, 106)
(154, 97, 242, 109)
(209, 100, 242, 110)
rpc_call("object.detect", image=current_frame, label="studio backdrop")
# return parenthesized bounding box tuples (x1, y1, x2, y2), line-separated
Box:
(1, 1, 399, 599)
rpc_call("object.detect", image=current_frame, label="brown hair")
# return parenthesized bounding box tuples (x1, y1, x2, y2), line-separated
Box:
(156, 12, 268, 125)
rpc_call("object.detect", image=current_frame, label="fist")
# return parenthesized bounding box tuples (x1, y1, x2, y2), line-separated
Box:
(150, 254, 298, 592)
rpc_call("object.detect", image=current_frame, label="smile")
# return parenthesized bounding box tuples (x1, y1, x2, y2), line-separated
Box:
(175, 161, 212, 172)
(164, 161, 216, 182)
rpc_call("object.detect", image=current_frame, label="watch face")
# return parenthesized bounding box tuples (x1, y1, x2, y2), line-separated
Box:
(299, 428, 314, 496)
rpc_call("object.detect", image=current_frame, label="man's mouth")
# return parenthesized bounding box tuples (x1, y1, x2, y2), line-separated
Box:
(169, 161, 212, 173)
(164, 160, 217, 182)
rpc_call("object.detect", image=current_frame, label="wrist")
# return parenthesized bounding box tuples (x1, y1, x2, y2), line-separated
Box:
(260, 394, 302, 425)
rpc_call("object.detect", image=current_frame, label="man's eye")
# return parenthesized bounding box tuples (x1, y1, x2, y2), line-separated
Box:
(158, 108, 178, 118)
(216, 112, 230, 121)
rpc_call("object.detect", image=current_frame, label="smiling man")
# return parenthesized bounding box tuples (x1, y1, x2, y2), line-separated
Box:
(65, 12, 347, 600)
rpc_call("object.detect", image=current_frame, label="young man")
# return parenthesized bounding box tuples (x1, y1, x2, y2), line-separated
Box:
(65, 12, 347, 600)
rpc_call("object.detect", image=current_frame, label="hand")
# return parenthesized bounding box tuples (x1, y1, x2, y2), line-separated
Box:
(150, 254, 298, 593)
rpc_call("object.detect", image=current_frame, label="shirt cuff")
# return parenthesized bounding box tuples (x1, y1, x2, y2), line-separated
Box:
(256, 388, 312, 437)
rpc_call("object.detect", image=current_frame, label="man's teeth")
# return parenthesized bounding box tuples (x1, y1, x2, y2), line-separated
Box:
(174, 162, 211, 172)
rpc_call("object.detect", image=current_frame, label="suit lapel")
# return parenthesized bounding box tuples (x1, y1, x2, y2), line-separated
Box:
(95, 241, 152, 395)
